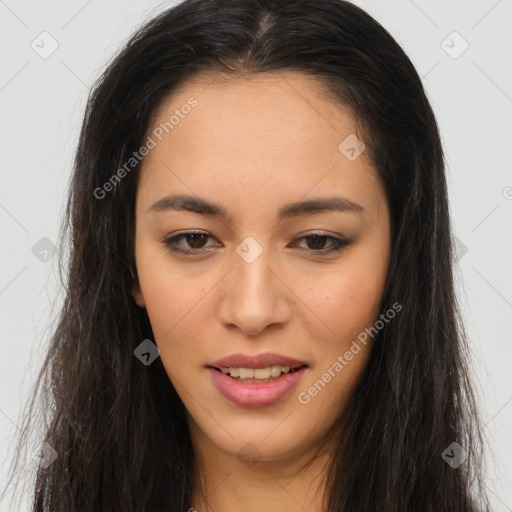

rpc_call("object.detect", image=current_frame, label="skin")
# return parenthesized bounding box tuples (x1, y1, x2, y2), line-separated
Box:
(131, 71, 391, 512)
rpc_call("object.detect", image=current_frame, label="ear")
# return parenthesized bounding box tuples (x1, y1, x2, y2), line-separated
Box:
(131, 283, 146, 308)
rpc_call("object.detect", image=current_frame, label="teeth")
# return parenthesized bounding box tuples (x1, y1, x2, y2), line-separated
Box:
(220, 365, 295, 379)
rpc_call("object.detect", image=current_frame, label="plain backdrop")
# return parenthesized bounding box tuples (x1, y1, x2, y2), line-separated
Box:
(0, 0, 511, 510)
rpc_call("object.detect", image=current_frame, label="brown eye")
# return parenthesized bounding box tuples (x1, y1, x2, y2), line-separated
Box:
(304, 235, 330, 250)
(163, 231, 350, 256)
(182, 233, 210, 249)
(163, 231, 219, 254)
(293, 233, 350, 254)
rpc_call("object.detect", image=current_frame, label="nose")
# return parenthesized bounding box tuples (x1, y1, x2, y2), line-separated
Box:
(217, 249, 290, 337)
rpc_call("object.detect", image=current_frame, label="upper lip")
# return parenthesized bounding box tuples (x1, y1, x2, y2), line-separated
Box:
(208, 352, 308, 370)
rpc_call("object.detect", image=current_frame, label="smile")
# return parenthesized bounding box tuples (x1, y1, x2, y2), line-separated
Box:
(207, 365, 308, 407)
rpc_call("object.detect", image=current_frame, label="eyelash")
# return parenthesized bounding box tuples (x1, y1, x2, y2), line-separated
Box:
(162, 230, 350, 256)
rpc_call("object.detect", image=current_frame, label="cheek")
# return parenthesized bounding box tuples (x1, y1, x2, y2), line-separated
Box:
(300, 264, 386, 345)
(135, 242, 209, 333)
(293, 270, 383, 416)
(136, 257, 216, 376)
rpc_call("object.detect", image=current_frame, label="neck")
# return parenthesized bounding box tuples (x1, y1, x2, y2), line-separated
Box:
(188, 423, 336, 512)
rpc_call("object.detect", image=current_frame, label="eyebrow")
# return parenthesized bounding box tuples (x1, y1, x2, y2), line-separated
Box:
(147, 194, 364, 220)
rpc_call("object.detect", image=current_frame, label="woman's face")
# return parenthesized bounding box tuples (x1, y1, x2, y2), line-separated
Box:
(132, 71, 391, 464)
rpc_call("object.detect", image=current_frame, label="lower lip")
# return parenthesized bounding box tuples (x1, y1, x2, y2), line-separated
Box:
(208, 366, 308, 408)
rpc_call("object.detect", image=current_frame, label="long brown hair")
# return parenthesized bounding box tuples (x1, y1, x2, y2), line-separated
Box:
(3, 0, 489, 510)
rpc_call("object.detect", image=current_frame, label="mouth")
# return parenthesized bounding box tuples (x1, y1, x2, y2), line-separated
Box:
(208, 364, 308, 384)
(207, 351, 309, 385)
(207, 363, 309, 407)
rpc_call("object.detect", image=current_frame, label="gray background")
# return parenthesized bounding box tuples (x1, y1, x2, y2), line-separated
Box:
(0, 0, 511, 509)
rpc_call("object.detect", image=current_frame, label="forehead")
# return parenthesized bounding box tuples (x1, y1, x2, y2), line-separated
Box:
(148, 70, 365, 150)
(137, 70, 383, 217)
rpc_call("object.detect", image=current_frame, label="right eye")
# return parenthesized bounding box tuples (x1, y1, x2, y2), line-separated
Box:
(162, 230, 221, 254)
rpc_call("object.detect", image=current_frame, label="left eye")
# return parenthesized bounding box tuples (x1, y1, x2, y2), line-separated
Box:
(163, 231, 349, 255)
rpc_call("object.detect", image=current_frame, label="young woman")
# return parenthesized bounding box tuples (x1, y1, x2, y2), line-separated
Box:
(5, 0, 490, 510)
